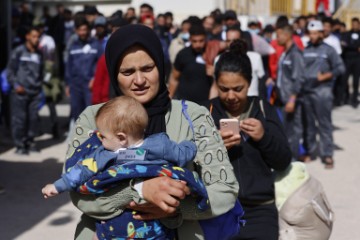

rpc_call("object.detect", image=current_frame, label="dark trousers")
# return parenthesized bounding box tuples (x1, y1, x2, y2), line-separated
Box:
(0, 93, 11, 127)
(344, 57, 360, 103)
(11, 92, 42, 148)
(46, 98, 58, 133)
(69, 87, 91, 120)
(279, 102, 302, 160)
(333, 73, 347, 105)
(56, 44, 65, 79)
(303, 87, 333, 158)
(230, 203, 279, 240)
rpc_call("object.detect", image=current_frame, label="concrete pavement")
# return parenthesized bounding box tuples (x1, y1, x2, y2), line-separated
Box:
(0, 102, 359, 240)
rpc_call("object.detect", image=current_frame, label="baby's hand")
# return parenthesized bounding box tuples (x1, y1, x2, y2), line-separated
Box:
(42, 184, 59, 199)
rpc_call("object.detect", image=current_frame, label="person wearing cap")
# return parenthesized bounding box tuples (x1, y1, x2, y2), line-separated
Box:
(65, 17, 102, 122)
(94, 16, 108, 52)
(302, 20, 345, 168)
(275, 24, 305, 161)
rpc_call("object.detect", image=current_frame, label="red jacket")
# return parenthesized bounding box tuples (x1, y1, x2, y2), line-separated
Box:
(268, 35, 304, 79)
(92, 54, 110, 104)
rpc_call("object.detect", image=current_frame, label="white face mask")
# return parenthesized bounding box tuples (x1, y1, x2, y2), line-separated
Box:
(249, 29, 260, 35)
(180, 32, 190, 41)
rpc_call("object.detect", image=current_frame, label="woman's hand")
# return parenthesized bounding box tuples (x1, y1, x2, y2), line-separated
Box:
(127, 201, 178, 220)
(142, 177, 190, 214)
(240, 118, 264, 142)
(219, 130, 241, 150)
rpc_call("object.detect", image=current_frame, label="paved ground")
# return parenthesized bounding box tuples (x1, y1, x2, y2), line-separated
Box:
(0, 102, 359, 240)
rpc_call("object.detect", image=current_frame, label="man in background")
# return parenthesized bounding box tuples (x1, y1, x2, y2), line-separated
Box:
(7, 27, 43, 154)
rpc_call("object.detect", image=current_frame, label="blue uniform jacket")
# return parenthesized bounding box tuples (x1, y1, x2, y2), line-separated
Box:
(65, 37, 102, 89)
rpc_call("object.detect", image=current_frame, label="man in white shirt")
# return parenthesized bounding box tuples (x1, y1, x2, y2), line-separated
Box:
(323, 17, 342, 55)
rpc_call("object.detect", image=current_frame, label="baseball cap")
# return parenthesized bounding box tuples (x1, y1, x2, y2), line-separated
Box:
(94, 16, 107, 26)
(308, 20, 323, 31)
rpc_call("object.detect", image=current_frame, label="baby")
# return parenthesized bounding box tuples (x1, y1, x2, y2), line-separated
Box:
(42, 96, 208, 240)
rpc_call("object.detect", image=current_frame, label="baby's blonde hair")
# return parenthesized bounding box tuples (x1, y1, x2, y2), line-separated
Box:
(95, 96, 148, 140)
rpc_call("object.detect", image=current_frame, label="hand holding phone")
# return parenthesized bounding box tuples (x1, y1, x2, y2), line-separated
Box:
(219, 119, 241, 150)
(220, 119, 239, 134)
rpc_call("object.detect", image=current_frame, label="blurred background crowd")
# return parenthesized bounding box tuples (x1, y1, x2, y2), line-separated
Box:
(0, 0, 359, 161)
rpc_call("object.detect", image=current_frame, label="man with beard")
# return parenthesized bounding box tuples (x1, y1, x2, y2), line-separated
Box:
(65, 17, 101, 122)
(302, 20, 345, 168)
(7, 27, 43, 154)
(168, 25, 212, 104)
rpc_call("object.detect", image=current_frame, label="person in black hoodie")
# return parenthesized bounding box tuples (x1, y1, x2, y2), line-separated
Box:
(203, 39, 291, 240)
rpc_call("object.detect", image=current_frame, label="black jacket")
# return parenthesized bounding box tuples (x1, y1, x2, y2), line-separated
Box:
(203, 97, 291, 204)
(341, 30, 360, 58)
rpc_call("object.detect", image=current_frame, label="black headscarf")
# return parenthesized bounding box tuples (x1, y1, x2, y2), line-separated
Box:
(105, 24, 171, 136)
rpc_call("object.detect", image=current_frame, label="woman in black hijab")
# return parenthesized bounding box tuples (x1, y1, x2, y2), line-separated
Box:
(105, 24, 170, 136)
(66, 24, 239, 240)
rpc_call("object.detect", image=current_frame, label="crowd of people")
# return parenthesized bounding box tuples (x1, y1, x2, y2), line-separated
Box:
(0, 1, 357, 239)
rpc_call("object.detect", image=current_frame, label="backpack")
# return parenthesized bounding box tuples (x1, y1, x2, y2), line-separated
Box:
(275, 162, 334, 240)
(259, 100, 334, 240)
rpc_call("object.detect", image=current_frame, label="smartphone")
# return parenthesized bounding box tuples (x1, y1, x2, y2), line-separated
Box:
(219, 119, 239, 134)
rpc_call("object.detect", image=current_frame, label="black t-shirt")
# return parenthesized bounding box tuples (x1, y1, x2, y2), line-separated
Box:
(173, 46, 212, 104)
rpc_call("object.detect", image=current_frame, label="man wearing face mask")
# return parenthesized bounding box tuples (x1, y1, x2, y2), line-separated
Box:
(169, 19, 191, 64)
(169, 24, 212, 104)
(65, 17, 102, 122)
(248, 21, 261, 35)
(302, 20, 345, 168)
